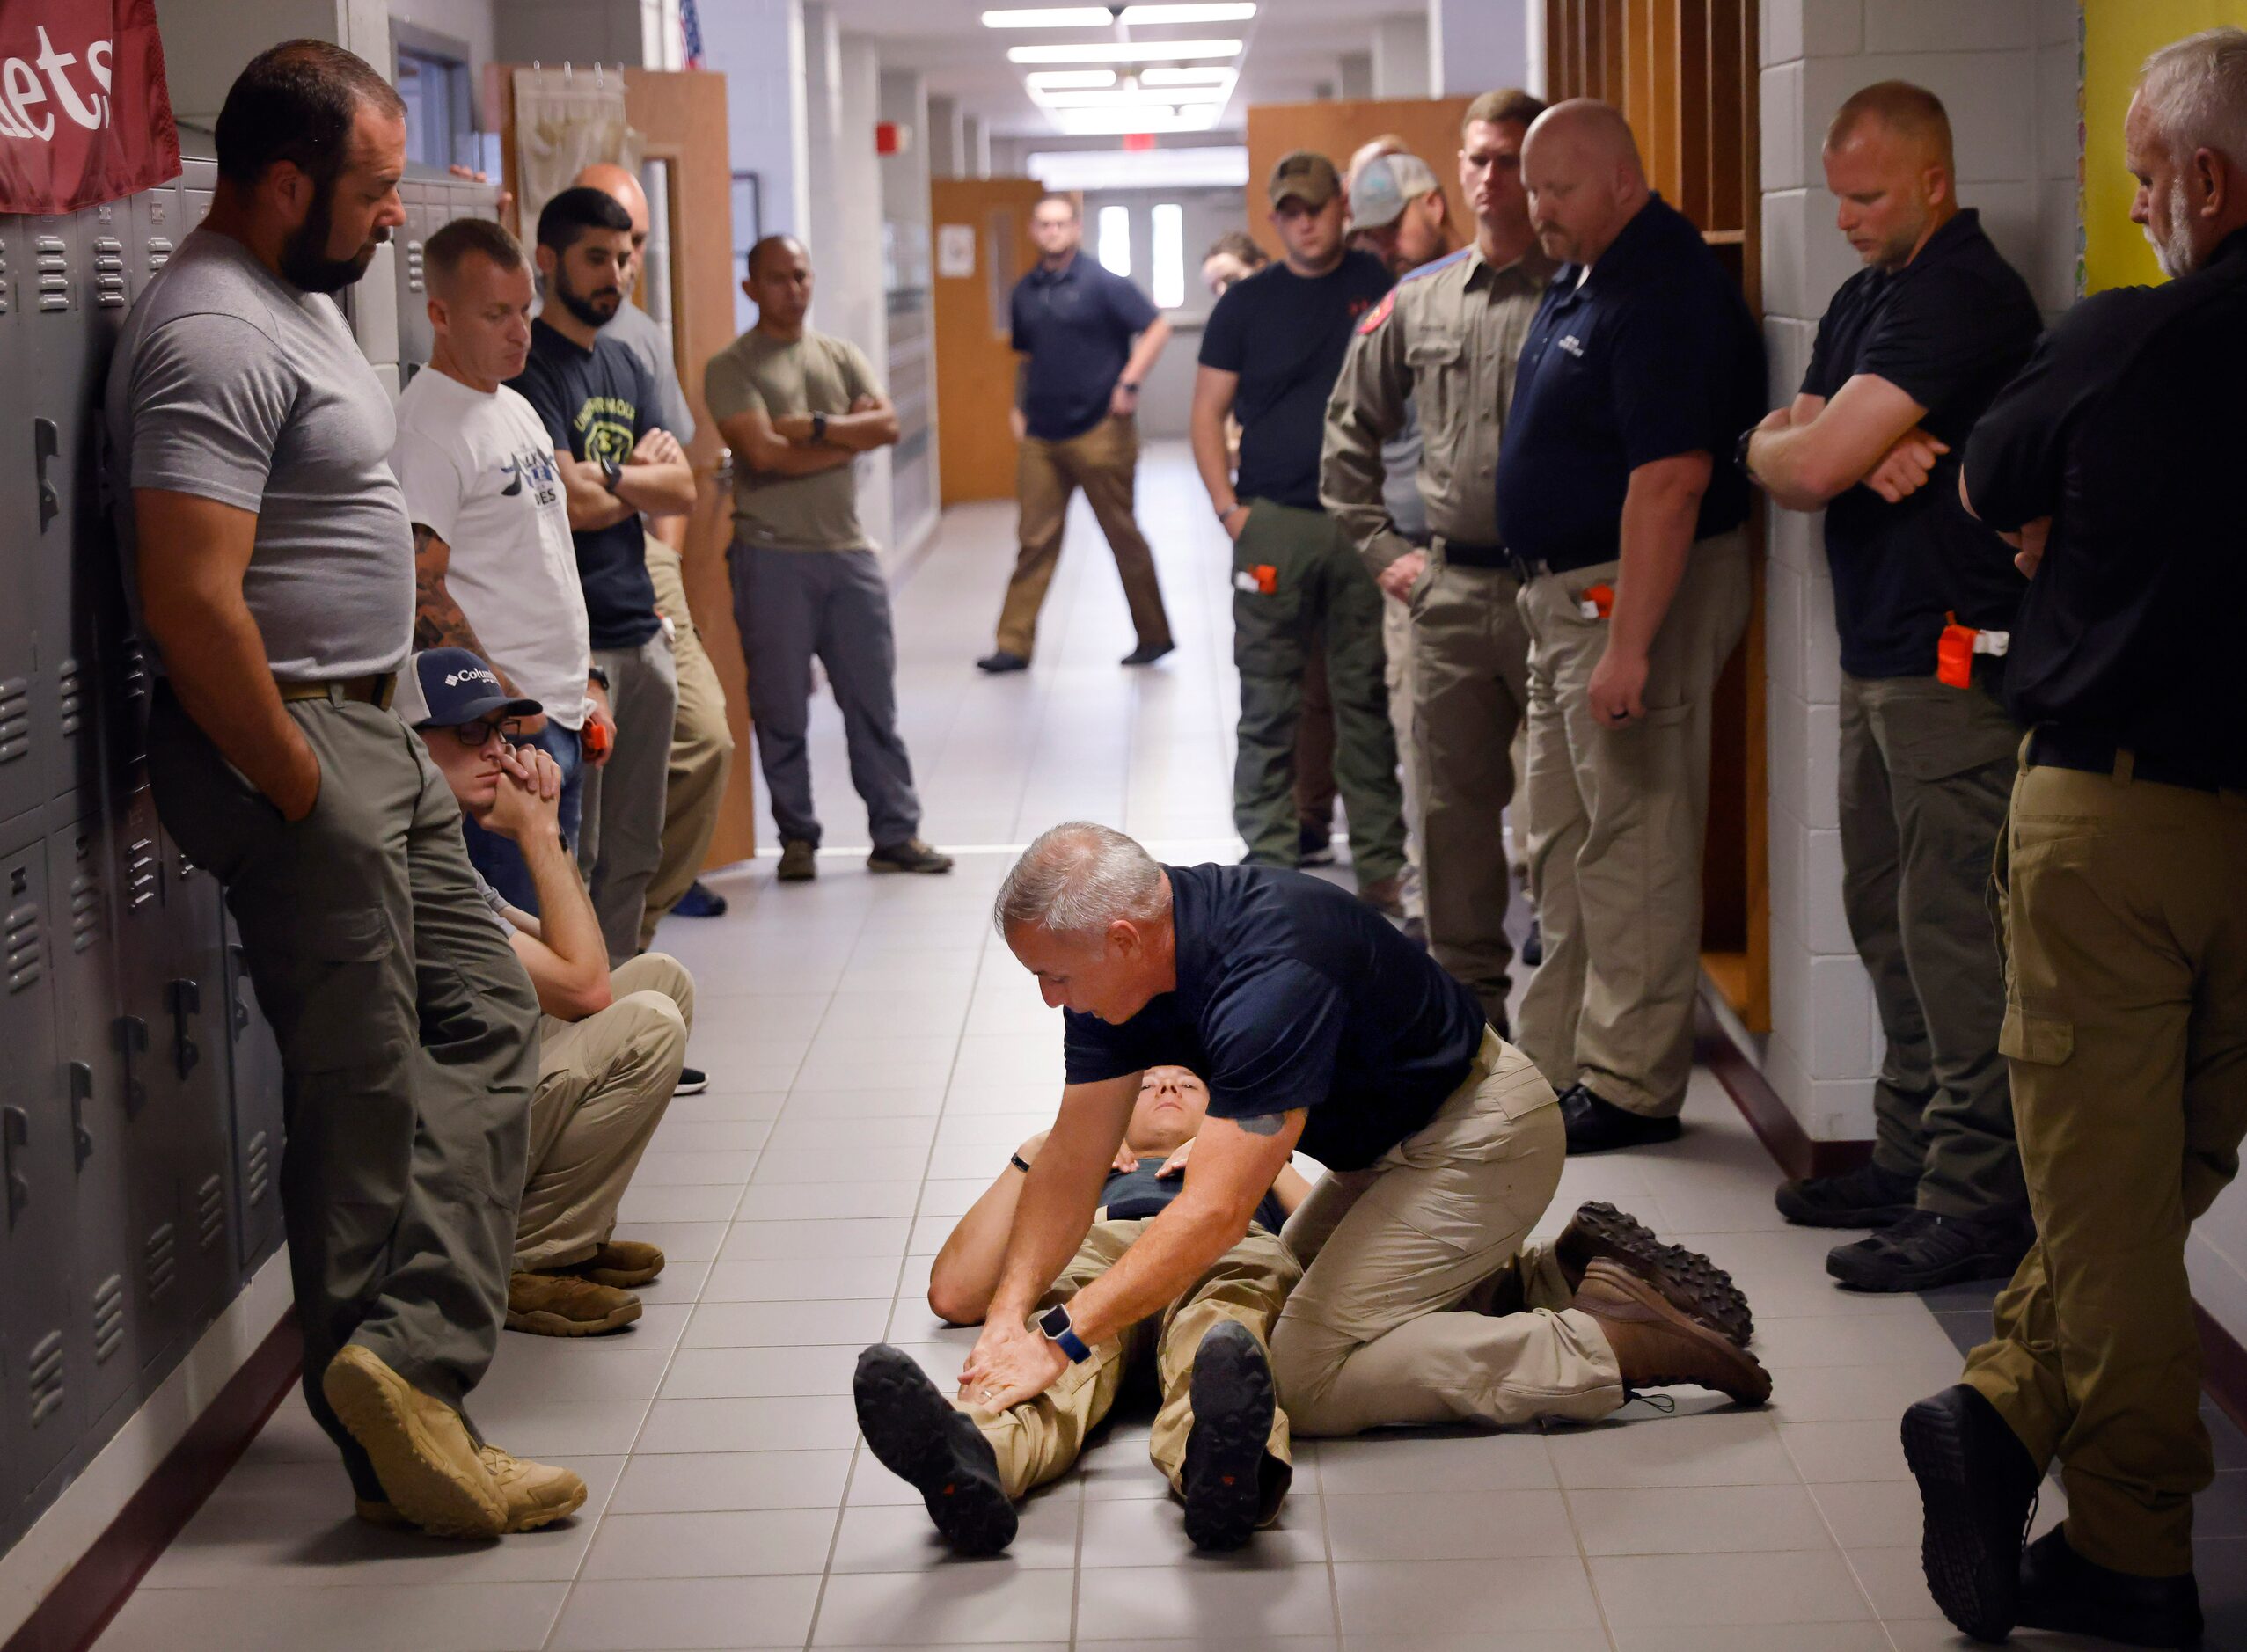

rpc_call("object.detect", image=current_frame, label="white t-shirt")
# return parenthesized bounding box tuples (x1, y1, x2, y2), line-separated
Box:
(390, 368, 593, 729)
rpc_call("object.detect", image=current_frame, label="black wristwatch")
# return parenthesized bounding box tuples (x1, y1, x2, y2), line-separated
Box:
(810, 413, 829, 444)
(587, 665, 611, 691)
(1117, 380, 1140, 396)
(598, 454, 624, 493)
(1733, 424, 1759, 477)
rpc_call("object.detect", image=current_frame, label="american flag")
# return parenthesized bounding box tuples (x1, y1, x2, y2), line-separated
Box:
(680, 0, 706, 68)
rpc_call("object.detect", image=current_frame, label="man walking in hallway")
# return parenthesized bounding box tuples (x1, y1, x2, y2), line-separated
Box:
(1746, 83, 2039, 1292)
(979, 193, 1175, 674)
(706, 235, 952, 882)
(1192, 152, 1407, 912)
(1325, 94, 1555, 1031)
(1499, 101, 1764, 1153)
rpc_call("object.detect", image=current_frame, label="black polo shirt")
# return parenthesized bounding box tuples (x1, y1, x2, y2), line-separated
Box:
(1199, 250, 1393, 510)
(1802, 209, 2042, 678)
(1494, 195, 1764, 571)
(509, 318, 663, 650)
(1061, 863, 1488, 1172)
(1962, 227, 2247, 786)
(1012, 253, 1160, 442)
(1100, 1159, 1288, 1235)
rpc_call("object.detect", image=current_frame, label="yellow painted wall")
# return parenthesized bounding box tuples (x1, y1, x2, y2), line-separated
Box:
(2083, 0, 2247, 291)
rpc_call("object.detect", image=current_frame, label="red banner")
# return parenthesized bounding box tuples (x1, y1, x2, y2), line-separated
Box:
(0, 0, 179, 215)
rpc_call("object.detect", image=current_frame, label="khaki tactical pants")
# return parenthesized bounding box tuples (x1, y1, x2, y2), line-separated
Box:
(1232, 500, 1406, 883)
(516, 953, 692, 1271)
(1410, 553, 1530, 1027)
(1271, 1029, 1624, 1435)
(640, 540, 735, 948)
(146, 686, 540, 1504)
(994, 415, 1172, 660)
(1838, 671, 2024, 1216)
(955, 1218, 1299, 1514)
(1514, 531, 1752, 1117)
(1964, 757, 2247, 1577)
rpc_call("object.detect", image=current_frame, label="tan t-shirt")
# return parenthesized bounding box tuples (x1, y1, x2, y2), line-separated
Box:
(704, 326, 882, 552)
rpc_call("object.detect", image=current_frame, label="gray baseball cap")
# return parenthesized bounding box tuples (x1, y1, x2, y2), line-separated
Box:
(1349, 153, 1443, 230)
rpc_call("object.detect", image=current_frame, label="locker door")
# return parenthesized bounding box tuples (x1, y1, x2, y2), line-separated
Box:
(221, 907, 284, 1280)
(107, 777, 186, 1369)
(163, 829, 235, 1326)
(2, 813, 82, 1497)
(396, 181, 435, 377)
(45, 808, 139, 1436)
(0, 217, 39, 828)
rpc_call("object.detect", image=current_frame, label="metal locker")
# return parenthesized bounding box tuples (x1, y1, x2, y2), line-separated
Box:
(1, 808, 84, 1503)
(162, 826, 235, 1330)
(0, 216, 40, 830)
(219, 908, 283, 1280)
(395, 179, 436, 376)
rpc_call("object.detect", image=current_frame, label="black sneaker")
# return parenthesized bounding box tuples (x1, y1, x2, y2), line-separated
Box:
(671, 880, 728, 917)
(777, 839, 817, 882)
(1521, 914, 1544, 967)
(977, 650, 1029, 674)
(1120, 640, 1175, 666)
(1901, 1383, 2044, 1643)
(2017, 1525, 2204, 1648)
(853, 1345, 1016, 1554)
(674, 1067, 707, 1096)
(1297, 822, 1336, 866)
(1826, 1209, 2031, 1293)
(1560, 1084, 1681, 1154)
(1180, 1321, 1275, 1552)
(1775, 1160, 1919, 1229)
(867, 838, 955, 875)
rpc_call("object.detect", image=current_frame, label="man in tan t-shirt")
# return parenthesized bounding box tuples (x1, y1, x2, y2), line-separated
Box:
(704, 234, 951, 881)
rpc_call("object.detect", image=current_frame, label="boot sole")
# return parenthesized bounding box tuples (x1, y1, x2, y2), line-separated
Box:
(1568, 1202, 1754, 1346)
(1828, 1244, 2026, 1294)
(853, 1345, 1016, 1555)
(1774, 1193, 1919, 1230)
(1182, 1323, 1274, 1552)
(581, 1265, 664, 1289)
(321, 1347, 505, 1539)
(1581, 1263, 1772, 1407)
(503, 1479, 589, 1533)
(867, 861, 954, 875)
(1900, 1393, 2026, 1643)
(505, 1297, 643, 1337)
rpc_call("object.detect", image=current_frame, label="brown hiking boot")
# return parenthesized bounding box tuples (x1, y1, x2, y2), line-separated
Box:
(480, 1444, 588, 1531)
(569, 1239, 667, 1289)
(1576, 1260, 1773, 1407)
(320, 1345, 506, 1539)
(1555, 1201, 1754, 1345)
(778, 839, 817, 881)
(507, 1271, 642, 1337)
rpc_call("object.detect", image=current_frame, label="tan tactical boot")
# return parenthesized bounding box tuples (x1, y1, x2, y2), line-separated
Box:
(1575, 1261, 1773, 1406)
(320, 1345, 506, 1539)
(507, 1271, 642, 1336)
(480, 1444, 588, 1531)
(570, 1239, 666, 1289)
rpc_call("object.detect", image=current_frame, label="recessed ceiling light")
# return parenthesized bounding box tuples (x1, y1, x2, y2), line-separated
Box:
(981, 7, 1111, 26)
(1026, 69, 1120, 88)
(1007, 38, 1241, 62)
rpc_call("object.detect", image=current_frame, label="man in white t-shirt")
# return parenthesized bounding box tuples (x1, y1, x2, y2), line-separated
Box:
(391, 216, 616, 911)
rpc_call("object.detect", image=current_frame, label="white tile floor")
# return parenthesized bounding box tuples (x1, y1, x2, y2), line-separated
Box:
(94, 447, 2198, 1650)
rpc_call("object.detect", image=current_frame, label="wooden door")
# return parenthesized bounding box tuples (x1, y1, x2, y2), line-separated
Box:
(932, 178, 1047, 504)
(1244, 98, 1475, 257)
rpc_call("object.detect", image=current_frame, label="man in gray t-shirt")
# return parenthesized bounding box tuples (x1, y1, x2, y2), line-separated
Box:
(109, 41, 567, 1541)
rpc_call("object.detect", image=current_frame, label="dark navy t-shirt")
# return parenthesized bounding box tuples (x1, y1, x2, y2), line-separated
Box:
(509, 319, 663, 650)
(1198, 251, 1393, 510)
(1012, 254, 1160, 442)
(1062, 864, 1488, 1172)
(1800, 209, 2041, 678)
(1494, 195, 1764, 572)
(1100, 1159, 1288, 1235)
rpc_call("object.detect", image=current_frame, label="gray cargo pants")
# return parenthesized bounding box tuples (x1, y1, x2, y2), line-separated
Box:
(146, 685, 539, 1504)
(578, 630, 679, 966)
(728, 541, 923, 851)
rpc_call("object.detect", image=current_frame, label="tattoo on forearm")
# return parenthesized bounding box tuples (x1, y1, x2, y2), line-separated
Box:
(412, 525, 486, 654)
(1238, 1113, 1286, 1137)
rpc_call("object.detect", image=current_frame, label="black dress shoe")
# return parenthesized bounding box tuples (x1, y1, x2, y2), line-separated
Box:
(1826, 1208, 2032, 1293)
(976, 650, 1029, 674)
(1775, 1159, 1920, 1229)
(1900, 1383, 2044, 1643)
(2017, 1525, 2204, 1648)
(1559, 1084, 1682, 1154)
(1120, 640, 1175, 666)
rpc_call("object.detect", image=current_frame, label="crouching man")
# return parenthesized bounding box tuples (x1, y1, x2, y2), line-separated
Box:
(401, 648, 690, 1335)
(855, 1066, 1312, 1553)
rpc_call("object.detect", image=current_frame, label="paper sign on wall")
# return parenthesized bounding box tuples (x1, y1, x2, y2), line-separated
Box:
(938, 222, 976, 279)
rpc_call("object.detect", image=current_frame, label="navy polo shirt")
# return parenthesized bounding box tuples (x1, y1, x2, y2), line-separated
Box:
(1012, 253, 1160, 442)
(1060, 863, 1488, 1172)
(1802, 209, 2041, 678)
(1494, 195, 1765, 572)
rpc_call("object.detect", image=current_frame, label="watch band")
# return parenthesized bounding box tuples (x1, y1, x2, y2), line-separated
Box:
(1733, 424, 1758, 476)
(1008, 1152, 1033, 1174)
(1038, 1304, 1092, 1363)
(810, 412, 829, 444)
(587, 666, 611, 691)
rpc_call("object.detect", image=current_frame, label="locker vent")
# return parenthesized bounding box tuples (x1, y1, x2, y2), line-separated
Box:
(143, 1221, 176, 1302)
(27, 1330, 64, 1424)
(143, 235, 173, 274)
(6, 899, 40, 994)
(56, 658, 84, 735)
(90, 1273, 125, 1363)
(92, 236, 125, 308)
(118, 639, 150, 711)
(0, 676, 28, 765)
(406, 238, 425, 294)
(125, 837, 158, 911)
(69, 868, 99, 951)
(196, 1174, 224, 1251)
(245, 1129, 271, 1208)
(35, 234, 67, 311)
(0, 230, 9, 313)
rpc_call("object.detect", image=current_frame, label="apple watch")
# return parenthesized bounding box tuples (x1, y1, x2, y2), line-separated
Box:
(598, 453, 624, 493)
(810, 412, 830, 444)
(1037, 1303, 1092, 1363)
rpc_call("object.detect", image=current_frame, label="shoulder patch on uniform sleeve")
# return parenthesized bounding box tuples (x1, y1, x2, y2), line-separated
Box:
(1398, 246, 1474, 286)
(1357, 290, 1396, 335)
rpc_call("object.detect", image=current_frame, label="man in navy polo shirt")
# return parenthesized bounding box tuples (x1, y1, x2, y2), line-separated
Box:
(1497, 101, 1765, 1155)
(956, 822, 1768, 1445)
(1746, 83, 2040, 1295)
(978, 194, 1176, 673)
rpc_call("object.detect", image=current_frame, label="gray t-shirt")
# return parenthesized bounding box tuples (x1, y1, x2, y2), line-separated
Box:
(106, 229, 414, 681)
(602, 298, 697, 446)
(471, 867, 515, 935)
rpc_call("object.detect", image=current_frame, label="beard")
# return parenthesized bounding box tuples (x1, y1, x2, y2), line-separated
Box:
(2146, 177, 2196, 278)
(552, 262, 623, 328)
(279, 183, 384, 294)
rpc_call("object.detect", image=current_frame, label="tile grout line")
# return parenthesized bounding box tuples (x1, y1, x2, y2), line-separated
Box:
(1543, 1426, 1624, 1652)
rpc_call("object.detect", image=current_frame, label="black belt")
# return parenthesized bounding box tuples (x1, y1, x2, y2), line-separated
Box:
(2028, 727, 2247, 794)
(1437, 539, 1510, 569)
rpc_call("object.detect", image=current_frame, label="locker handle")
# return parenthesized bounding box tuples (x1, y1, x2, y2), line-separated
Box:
(228, 941, 250, 1035)
(3, 1106, 27, 1224)
(167, 978, 201, 1079)
(115, 1014, 148, 1116)
(68, 1061, 93, 1169)
(34, 416, 59, 530)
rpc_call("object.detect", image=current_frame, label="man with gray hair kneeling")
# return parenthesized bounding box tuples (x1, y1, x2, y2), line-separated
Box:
(951, 823, 1768, 1454)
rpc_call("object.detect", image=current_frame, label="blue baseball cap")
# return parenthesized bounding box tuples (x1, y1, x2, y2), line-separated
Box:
(400, 648, 543, 729)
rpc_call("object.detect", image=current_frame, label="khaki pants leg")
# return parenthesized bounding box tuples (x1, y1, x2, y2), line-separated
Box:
(1515, 596, 1586, 1097)
(1512, 533, 1752, 1116)
(640, 540, 736, 947)
(1964, 764, 2247, 1576)
(1413, 559, 1527, 1027)
(1146, 1225, 1300, 1517)
(1070, 415, 1173, 651)
(1270, 1031, 1624, 1435)
(993, 435, 1075, 660)
(515, 954, 693, 1270)
(578, 632, 680, 966)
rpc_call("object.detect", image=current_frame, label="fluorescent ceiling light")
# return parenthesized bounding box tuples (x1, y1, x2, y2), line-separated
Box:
(983, 2, 1254, 22)
(1118, 3, 1256, 19)
(1035, 85, 1231, 107)
(1052, 106, 1226, 135)
(1008, 38, 1240, 62)
(1026, 69, 1119, 88)
(1140, 66, 1233, 84)
(1029, 145, 1250, 191)
(981, 7, 1110, 26)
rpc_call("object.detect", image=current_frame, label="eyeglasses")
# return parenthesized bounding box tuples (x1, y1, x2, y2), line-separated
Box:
(451, 717, 523, 748)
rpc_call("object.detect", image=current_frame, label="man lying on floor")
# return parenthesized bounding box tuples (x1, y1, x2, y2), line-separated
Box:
(854, 1065, 1312, 1553)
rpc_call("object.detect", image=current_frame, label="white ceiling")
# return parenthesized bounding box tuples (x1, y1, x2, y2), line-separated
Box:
(825, 0, 1402, 137)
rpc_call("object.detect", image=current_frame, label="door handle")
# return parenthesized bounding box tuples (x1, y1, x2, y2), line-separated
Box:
(34, 416, 59, 530)
(167, 978, 201, 1079)
(68, 1060, 93, 1169)
(115, 1014, 149, 1115)
(4, 1106, 28, 1224)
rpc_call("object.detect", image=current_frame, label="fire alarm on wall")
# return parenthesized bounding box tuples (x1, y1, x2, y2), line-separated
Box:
(875, 121, 913, 155)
